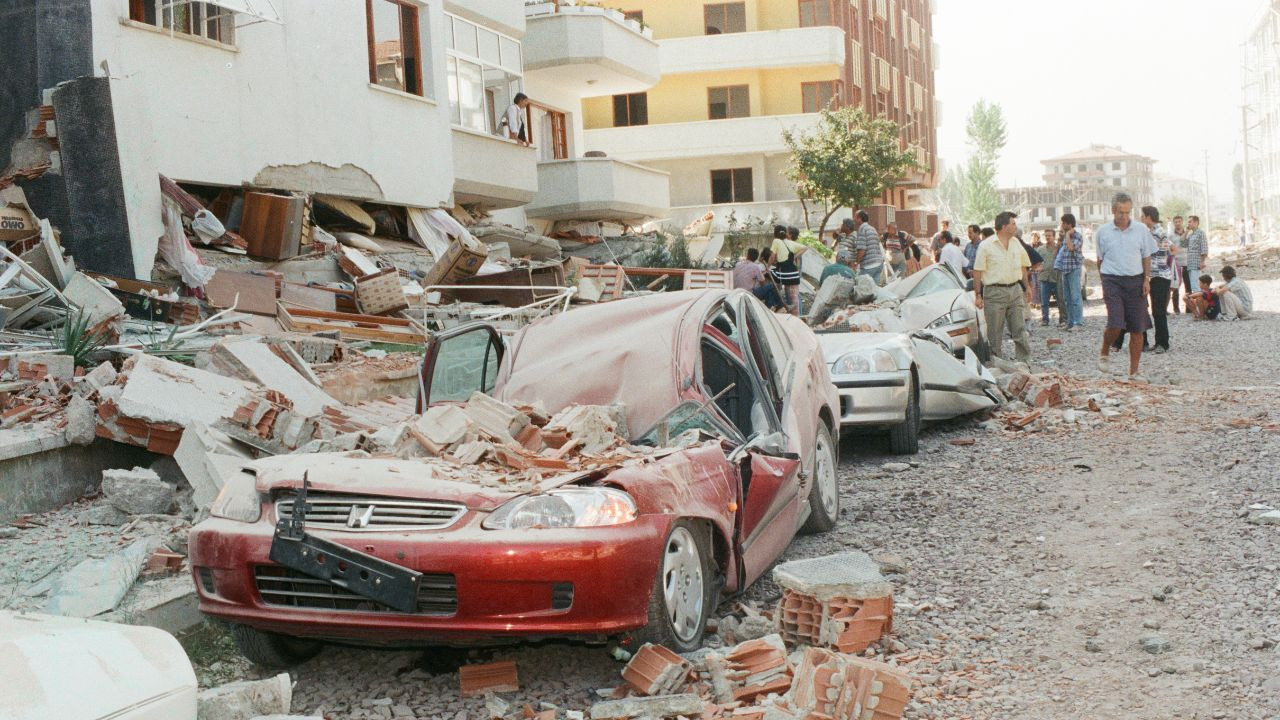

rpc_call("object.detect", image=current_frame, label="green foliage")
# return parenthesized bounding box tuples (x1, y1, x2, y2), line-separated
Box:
(783, 106, 921, 237)
(629, 236, 706, 291)
(722, 211, 776, 259)
(960, 99, 1007, 227)
(795, 231, 834, 260)
(57, 309, 111, 368)
(1160, 196, 1193, 222)
(935, 165, 966, 225)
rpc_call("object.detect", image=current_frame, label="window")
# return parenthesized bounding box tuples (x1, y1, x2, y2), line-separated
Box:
(871, 17, 887, 55)
(711, 168, 753, 204)
(1112, 161, 1122, 170)
(1077, 164, 1087, 172)
(1095, 163, 1103, 171)
(801, 81, 841, 112)
(704, 3, 746, 34)
(623, 10, 644, 23)
(708, 85, 749, 119)
(367, 0, 424, 96)
(446, 13, 522, 132)
(612, 93, 649, 127)
(129, 1, 235, 44)
(798, 0, 836, 27)
(1113, 178, 1122, 186)
(531, 105, 568, 161)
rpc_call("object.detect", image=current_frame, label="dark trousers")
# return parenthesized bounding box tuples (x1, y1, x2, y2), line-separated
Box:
(753, 283, 783, 310)
(1181, 266, 1196, 296)
(1150, 277, 1171, 349)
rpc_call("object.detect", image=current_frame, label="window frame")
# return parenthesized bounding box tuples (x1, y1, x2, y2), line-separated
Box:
(612, 92, 649, 127)
(707, 84, 750, 120)
(801, 80, 841, 113)
(445, 12, 523, 134)
(366, 0, 425, 97)
(703, 2, 746, 34)
(710, 168, 754, 204)
(797, 0, 837, 27)
(129, 0, 236, 44)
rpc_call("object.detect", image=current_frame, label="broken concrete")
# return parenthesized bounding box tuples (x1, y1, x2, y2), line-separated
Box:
(588, 693, 702, 720)
(116, 354, 256, 428)
(463, 391, 529, 446)
(44, 537, 156, 617)
(207, 338, 338, 417)
(102, 466, 173, 514)
(197, 673, 293, 720)
(62, 271, 125, 326)
(174, 423, 254, 510)
(772, 550, 893, 601)
(64, 394, 96, 445)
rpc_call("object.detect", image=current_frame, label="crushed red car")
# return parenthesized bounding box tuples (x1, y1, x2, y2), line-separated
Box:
(188, 289, 840, 665)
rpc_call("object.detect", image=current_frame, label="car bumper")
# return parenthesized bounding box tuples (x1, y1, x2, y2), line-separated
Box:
(188, 514, 668, 646)
(830, 370, 911, 426)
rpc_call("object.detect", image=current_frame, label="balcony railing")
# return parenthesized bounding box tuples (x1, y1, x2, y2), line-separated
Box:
(524, 1, 652, 39)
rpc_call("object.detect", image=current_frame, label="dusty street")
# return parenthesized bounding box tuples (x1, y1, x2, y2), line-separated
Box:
(171, 264, 1280, 720)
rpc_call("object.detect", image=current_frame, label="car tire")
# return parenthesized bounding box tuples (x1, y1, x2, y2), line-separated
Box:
(888, 374, 920, 455)
(230, 623, 322, 668)
(800, 421, 839, 535)
(637, 521, 714, 653)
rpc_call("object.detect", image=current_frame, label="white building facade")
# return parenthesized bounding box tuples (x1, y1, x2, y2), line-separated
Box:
(1244, 0, 1280, 224)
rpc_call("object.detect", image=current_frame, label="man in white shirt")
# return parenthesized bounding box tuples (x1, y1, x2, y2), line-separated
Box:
(504, 93, 531, 144)
(938, 231, 967, 278)
(1217, 266, 1254, 320)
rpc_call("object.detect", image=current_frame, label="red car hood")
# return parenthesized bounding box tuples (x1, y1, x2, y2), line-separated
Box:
(248, 453, 568, 510)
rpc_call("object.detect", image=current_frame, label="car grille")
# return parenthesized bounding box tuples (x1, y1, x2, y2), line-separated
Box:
(275, 494, 466, 531)
(254, 565, 458, 615)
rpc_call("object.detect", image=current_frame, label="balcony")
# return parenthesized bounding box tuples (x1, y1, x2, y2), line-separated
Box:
(585, 113, 823, 163)
(451, 129, 538, 209)
(659, 26, 845, 75)
(523, 3, 660, 97)
(525, 157, 670, 222)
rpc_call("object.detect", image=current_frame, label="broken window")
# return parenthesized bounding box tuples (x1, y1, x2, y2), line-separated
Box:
(701, 338, 766, 440)
(128, 1, 236, 44)
(708, 85, 749, 120)
(612, 93, 649, 127)
(801, 81, 840, 113)
(446, 13, 522, 134)
(367, 0, 425, 96)
(703, 2, 746, 34)
(711, 168, 753, 204)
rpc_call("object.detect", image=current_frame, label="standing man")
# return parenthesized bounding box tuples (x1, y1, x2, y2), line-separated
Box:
(1096, 193, 1157, 380)
(1181, 215, 1208, 304)
(1167, 216, 1187, 314)
(835, 218, 857, 254)
(938, 231, 967, 277)
(884, 222, 908, 279)
(1039, 229, 1062, 326)
(931, 220, 952, 260)
(1054, 213, 1085, 330)
(503, 93, 531, 144)
(963, 224, 983, 278)
(1140, 206, 1176, 353)
(972, 211, 1033, 365)
(853, 210, 885, 286)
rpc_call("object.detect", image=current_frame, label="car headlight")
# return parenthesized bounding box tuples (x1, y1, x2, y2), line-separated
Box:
(831, 349, 897, 375)
(482, 488, 636, 530)
(209, 472, 262, 523)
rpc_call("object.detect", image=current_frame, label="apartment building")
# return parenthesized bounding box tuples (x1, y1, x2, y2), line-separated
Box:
(1, 0, 667, 279)
(579, 0, 939, 234)
(1000, 144, 1156, 231)
(1244, 0, 1280, 223)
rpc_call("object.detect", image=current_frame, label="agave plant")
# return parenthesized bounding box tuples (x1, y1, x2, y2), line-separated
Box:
(57, 309, 112, 368)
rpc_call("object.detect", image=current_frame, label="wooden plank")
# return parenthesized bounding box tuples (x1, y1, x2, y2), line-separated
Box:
(280, 283, 337, 312)
(581, 264, 626, 300)
(277, 303, 424, 344)
(205, 270, 278, 315)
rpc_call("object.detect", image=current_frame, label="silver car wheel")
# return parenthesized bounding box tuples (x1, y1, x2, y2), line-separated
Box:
(662, 526, 704, 643)
(814, 428, 838, 517)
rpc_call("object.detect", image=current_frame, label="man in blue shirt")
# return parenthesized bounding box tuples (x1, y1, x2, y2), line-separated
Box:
(1095, 193, 1157, 381)
(1054, 213, 1085, 329)
(962, 224, 982, 278)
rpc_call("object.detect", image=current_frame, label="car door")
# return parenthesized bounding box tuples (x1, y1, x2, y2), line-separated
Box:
(730, 294, 804, 583)
(416, 323, 504, 412)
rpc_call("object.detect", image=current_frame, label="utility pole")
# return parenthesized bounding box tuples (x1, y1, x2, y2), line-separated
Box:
(1242, 105, 1253, 228)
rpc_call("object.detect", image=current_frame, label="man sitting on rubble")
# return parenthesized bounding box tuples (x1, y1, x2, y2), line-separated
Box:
(745, 246, 785, 310)
(820, 248, 858, 284)
(1185, 274, 1221, 320)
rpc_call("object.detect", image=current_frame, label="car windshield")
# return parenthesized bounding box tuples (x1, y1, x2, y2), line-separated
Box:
(899, 267, 961, 299)
(636, 401, 742, 447)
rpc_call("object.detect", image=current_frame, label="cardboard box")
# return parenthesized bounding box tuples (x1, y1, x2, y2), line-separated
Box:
(423, 237, 488, 289)
(0, 205, 37, 242)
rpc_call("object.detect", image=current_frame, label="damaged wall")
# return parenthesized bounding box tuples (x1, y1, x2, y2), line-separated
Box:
(86, 0, 456, 221)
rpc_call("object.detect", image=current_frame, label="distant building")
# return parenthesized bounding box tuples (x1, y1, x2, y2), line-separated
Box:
(1243, 0, 1280, 223)
(1153, 174, 1205, 207)
(1000, 144, 1156, 231)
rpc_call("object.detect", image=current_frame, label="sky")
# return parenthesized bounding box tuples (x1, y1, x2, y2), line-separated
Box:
(933, 0, 1266, 202)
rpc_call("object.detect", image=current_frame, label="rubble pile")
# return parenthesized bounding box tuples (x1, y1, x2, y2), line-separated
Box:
(983, 365, 1186, 434)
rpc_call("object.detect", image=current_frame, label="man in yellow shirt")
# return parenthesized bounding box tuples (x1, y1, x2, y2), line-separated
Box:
(972, 211, 1033, 364)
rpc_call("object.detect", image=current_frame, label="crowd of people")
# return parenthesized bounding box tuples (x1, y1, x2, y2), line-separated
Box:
(730, 192, 1259, 383)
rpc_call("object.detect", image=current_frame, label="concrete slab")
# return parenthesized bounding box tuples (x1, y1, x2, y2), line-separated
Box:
(117, 354, 255, 427)
(211, 338, 337, 417)
(0, 433, 154, 522)
(63, 271, 124, 325)
(104, 574, 202, 636)
(771, 550, 893, 601)
(173, 423, 254, 510)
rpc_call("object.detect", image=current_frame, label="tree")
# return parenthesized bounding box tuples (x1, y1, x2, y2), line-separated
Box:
(783, 106, 921, 237)
(960, 99, 1007, 226)
(934, 164, 966, 226)
(1160, 196, 1192, 221)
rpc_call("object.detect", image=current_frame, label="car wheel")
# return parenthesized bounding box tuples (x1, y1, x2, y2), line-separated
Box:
(800, 421, 838, 534)
(637, 521, 714, 653)
(230, 623, 322, 668)
(888, 374, 920, 455)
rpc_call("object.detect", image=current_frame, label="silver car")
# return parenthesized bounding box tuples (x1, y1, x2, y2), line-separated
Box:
(881, 264, 989, 360)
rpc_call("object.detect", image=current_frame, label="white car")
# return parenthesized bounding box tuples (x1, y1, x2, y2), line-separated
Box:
(881, 264, 989, 360)
(817, 330, 1001, 454)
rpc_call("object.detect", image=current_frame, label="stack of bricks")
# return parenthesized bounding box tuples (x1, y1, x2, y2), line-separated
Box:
(0, 354, 76, 430)
(772, 551, 895, 656)
(703, 634, 793, 704)
(786, 647, 911, 720)
(621, 643, 692, 696)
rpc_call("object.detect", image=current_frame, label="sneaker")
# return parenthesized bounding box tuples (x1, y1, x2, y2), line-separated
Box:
(1153, 346, 1168, 354)
(1097, 356, 1111, 374)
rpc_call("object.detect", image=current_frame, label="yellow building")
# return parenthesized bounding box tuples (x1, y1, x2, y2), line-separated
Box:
(582, 0, 939, 235)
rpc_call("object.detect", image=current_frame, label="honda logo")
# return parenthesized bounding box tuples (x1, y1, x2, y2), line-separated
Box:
(346, 505, 375, 529)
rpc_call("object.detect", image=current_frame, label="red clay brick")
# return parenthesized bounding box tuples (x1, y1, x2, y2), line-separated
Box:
(458, 660, 519, 697)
